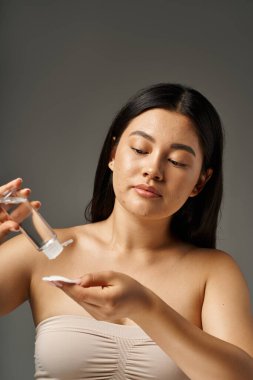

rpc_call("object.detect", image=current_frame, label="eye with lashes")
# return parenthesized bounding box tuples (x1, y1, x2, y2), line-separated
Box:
(131, 147, 147, 155)
(131, 147, 187, 168)
(167, 158, 187, 168)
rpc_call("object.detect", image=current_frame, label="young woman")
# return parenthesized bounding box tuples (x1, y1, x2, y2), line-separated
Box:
(0, 83, 253, 379)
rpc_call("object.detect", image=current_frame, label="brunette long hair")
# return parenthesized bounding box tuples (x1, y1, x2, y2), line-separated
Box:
(85, 83, 224, 248)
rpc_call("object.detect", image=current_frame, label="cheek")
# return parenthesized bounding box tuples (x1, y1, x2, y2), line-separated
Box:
(113, 166, 135, 195)
(166, 169, 200, 201)
(113, 148, 139, 176)
(111, 156, 131, 194)
(111, 154, 141, 206)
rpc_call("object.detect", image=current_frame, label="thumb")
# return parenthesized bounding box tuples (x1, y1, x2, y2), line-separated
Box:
(79, 271, 116, 288)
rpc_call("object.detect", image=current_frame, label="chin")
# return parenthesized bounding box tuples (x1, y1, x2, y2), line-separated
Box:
(127, 204, 168, 219)
(116, 195, 173, 219)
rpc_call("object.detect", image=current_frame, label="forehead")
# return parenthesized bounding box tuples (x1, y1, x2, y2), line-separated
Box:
(124, 108, 198, 142)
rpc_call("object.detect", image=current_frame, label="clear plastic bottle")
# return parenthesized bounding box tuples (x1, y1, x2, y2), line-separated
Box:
(0, 189, 65, 259)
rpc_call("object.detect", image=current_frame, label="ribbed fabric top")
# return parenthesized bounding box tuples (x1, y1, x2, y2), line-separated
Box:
(34, 314, 189, 380)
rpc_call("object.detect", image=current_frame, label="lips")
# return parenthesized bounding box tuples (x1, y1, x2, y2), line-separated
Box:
(134, 184, 162, 197)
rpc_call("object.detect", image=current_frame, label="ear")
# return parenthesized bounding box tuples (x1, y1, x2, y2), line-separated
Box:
(108, 159, 114, 171)
(189, 168, 213, 197)
(108, 139, 117, 171)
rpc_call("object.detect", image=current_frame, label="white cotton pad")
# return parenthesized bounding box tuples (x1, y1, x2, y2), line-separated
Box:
(42, 275, 80, 284)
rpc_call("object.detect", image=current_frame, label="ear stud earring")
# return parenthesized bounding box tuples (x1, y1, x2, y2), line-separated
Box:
(108, 161, 114, 169)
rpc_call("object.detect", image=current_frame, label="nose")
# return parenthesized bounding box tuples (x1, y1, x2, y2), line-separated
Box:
(142, 161, 164, 182)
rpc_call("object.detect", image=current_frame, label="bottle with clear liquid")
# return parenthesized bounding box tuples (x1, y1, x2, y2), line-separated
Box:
(0, 189, 65, 259)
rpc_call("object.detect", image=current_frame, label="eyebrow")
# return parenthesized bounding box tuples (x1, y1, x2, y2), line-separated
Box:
(129, 130, 196, 157)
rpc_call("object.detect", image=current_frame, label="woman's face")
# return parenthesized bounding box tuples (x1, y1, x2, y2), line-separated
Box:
(109, 108, 211, 220)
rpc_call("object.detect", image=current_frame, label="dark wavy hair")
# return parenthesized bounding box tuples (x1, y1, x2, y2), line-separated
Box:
(85, 83, 224, 248)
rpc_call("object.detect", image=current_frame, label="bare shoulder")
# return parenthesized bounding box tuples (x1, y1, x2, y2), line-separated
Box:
(184, 246, 247, 282)
(201, 247, 252, 310)
(181, 246, 251, 306)
(199, 247, 249, 289)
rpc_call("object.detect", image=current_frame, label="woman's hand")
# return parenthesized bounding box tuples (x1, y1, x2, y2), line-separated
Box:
(51, 271, 153, 322)
(0, 178, 41, 242)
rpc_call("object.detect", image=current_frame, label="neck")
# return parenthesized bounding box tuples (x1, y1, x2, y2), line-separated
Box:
(103, 200, 177, 255)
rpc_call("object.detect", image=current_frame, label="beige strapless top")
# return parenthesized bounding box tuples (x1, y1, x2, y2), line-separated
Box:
(35, 314, 189, 379)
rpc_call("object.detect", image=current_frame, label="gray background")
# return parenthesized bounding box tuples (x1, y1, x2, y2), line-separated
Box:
(0, 0, 252, 378)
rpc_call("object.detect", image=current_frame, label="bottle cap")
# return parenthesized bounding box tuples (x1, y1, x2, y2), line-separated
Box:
(41, 238, 63, 259)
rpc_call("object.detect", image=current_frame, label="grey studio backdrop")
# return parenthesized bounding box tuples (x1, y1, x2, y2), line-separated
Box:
(0, 0, 252, 378)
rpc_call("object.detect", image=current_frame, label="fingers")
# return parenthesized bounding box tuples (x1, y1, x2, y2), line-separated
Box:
(46, 271, 141, 321)
(0, 178, 41, 208)
(18, 188, 31, 197)
(30, 201, 41, 210)
(79, 271, 116, 288)
(58, 282, 107, 307)
(0, 178, 23, 197)
(0, 219, 20, 238)
(2, 199, 41, 226)
(55, 271, 122, 307)
(47, 270, 118, 307)
(0, 208, 8, 223)
(0, 178, 33, 200)
(0, 178, 41, 242)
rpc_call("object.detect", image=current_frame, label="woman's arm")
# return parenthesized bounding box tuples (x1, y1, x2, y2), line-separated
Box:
(133, 251, 253, 380)
(0, 178, 40, 316)
(55, 250, 253, 380)
(0, 234, 37, 315)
